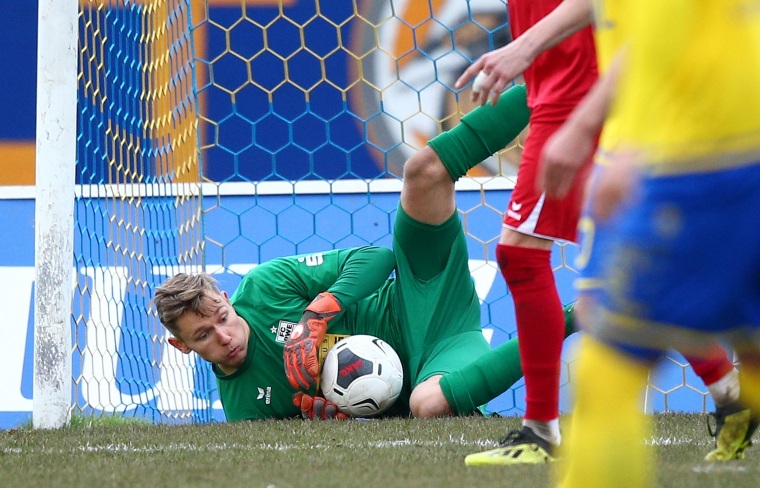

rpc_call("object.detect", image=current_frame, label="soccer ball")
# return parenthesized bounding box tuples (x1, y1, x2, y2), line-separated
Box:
(320, 334, 403, 418)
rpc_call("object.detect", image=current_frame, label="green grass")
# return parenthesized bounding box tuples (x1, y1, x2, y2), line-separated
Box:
(15, 412, 152, 430)
(1, 414, 758, 488)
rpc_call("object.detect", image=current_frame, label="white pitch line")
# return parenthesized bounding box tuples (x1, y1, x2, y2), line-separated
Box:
(0, 437, 487, 455)
(646, 436, 712, 447)
(0, 435, 708, 455)
(692, 463, 749, 473)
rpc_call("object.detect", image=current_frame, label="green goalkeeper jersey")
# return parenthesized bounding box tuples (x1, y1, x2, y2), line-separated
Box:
(215, 246, 406, 421)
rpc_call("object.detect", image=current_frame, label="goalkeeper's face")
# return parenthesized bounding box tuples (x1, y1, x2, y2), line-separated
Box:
(168, 291, 250, 374)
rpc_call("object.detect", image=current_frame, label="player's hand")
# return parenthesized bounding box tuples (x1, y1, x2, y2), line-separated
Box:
(284, 292, 342, 390)
(537, 119, 596, 199)
(591, 151, 641, 221)
(293, 392, 349, 420)
(455, 40, 534, 106)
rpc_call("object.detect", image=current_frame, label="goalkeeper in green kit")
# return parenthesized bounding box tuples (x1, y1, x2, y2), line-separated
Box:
(154, 84, 577, 421)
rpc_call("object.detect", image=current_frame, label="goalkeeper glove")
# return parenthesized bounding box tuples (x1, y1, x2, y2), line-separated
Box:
(284, 292, 342, 390)
(293, 392, 349, 420)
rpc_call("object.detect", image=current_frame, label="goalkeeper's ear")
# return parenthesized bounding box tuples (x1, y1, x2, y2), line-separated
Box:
(168, 337, 192, 354)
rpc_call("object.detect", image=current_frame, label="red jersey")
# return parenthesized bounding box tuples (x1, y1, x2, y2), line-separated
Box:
(508, 0, 598, 119)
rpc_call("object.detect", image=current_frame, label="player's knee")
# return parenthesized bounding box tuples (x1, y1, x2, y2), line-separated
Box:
(409, 376, 453, 418)
(403, 146, 450, 187)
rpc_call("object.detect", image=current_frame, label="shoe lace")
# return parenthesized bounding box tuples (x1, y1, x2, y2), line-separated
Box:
(496, 427, 555, 457)
(499, 427, 550, 448)
(498, 429, 528, 446)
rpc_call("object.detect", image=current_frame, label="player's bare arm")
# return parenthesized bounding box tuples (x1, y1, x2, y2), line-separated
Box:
(455, 0, 594, 106)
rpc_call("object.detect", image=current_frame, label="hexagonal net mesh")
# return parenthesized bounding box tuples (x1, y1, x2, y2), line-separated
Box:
(74, 0, 207, 423)
(70, 0, 714, 423)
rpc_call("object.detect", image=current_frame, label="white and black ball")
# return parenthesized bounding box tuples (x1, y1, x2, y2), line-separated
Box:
(320, 335, 403, 417)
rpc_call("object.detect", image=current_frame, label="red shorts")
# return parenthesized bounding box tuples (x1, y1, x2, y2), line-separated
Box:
(503, 117, 593, 243)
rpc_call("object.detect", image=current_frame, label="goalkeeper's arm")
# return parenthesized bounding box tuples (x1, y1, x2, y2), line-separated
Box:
(323, 246, 396, 308)
(284, 247, 395, 390)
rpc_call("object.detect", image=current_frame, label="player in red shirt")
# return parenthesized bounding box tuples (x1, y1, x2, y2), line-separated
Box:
(457, 0, 598, 464)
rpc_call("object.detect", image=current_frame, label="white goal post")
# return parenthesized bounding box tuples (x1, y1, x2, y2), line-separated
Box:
(34, 0, 79, 428)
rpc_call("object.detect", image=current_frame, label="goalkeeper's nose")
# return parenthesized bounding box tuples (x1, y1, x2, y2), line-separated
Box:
(218, 329, 233, 346)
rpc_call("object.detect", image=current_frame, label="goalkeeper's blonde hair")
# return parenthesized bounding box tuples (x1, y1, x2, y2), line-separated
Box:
(154, 273, 223, 337)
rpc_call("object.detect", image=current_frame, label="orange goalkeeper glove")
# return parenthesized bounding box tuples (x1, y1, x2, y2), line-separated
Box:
(284, 292, 342, 390)
(293, 392, 349, 420)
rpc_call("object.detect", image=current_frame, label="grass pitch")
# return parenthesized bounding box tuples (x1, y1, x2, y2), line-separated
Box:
(1, 414, 758, 488)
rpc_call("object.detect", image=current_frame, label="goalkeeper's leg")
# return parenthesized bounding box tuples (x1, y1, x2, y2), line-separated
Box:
(400, 84, 528, 227)
(408, 302, 577, 418)
(438, 302, 577, 416)
(399, 84, 530, 418)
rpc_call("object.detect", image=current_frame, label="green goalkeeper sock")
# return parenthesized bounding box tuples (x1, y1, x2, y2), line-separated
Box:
(439, 337, 523, 415)
(428, 83, 529, 182)
(440, 302, 578, 415)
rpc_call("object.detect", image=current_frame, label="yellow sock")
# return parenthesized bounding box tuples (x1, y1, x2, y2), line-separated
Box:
(555, 336, 654, 488)
(737, 358, 760, 413)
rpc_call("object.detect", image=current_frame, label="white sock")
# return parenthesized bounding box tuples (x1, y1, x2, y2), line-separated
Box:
(708, 367, 740, 407)
(523, 418, 561, 447)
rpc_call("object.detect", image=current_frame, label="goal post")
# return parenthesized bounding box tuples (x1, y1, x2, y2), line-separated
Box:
(34, 0, 79, 429)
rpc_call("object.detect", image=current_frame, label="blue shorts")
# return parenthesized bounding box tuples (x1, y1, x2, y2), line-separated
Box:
(584, 162, 760, 360)
(575, 165, 620, 300)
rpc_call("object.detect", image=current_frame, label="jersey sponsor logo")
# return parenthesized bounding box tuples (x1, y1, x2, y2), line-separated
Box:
(511, 201, 523, 211)
(257, 386, 272, 404)
(274, 320, 297, 343)
(298, 253, 324, 267)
